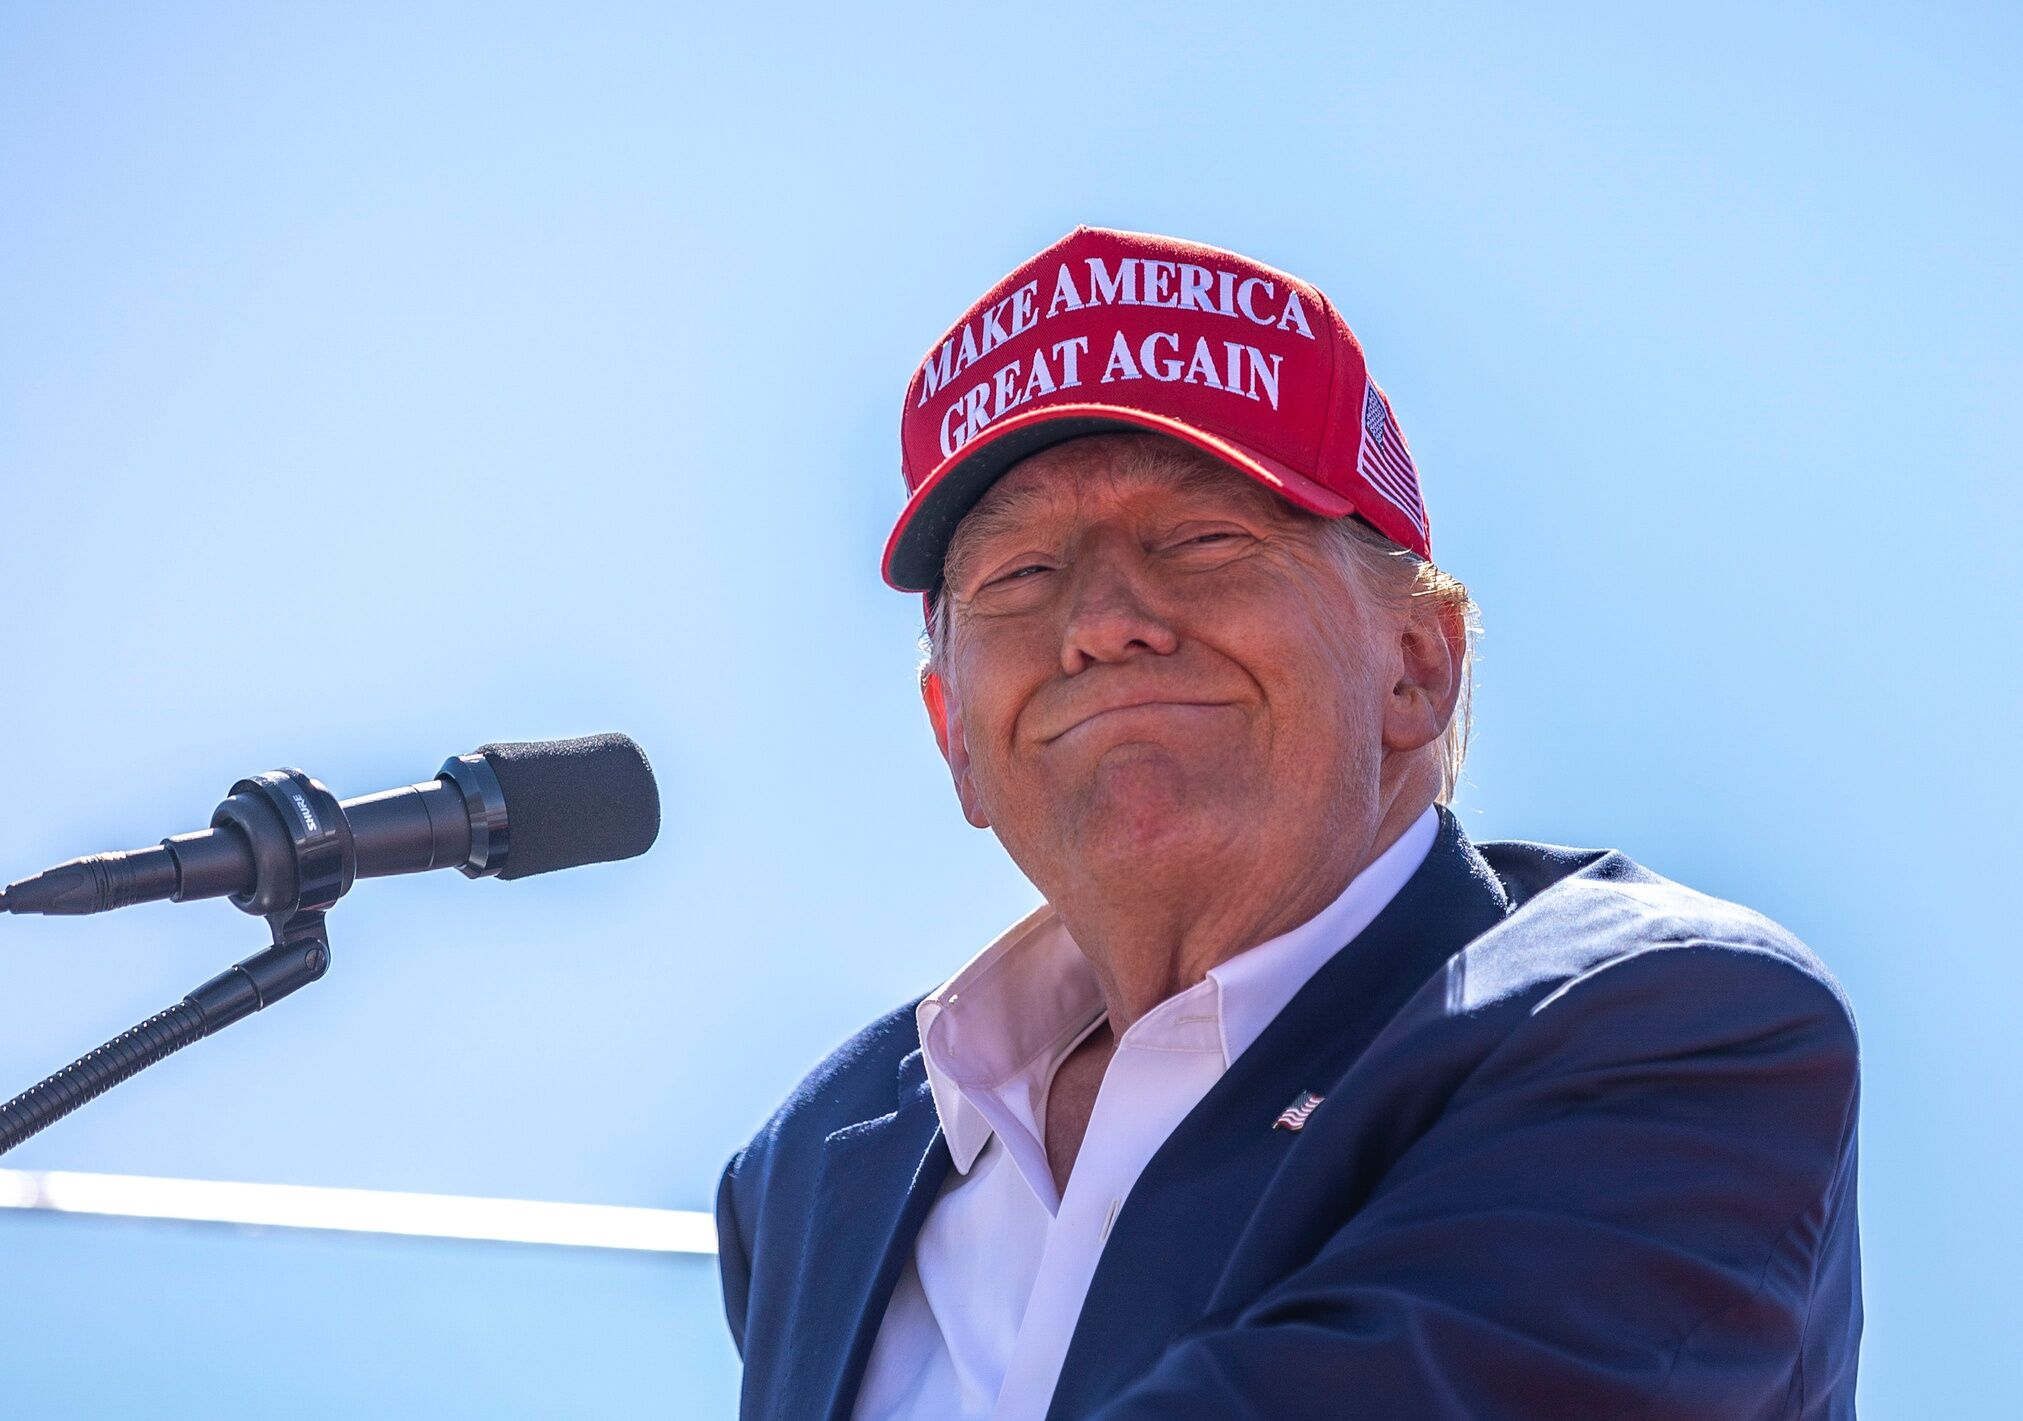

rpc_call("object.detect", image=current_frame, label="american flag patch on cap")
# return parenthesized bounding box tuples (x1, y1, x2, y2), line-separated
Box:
(1273, 1090, 1326, 1132)
(1357, 382, 1428, 538)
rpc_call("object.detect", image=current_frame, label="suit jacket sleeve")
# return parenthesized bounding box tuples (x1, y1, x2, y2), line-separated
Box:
(1086, 942, 1863, 1420)
(715, 1148, 754, 1360)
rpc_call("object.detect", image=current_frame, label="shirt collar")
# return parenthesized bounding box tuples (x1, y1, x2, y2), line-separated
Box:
(916, 906, 1099, 1172)
(916, 803, 1441, 1173)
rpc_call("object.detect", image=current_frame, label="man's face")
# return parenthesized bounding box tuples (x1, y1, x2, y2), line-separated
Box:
(924, 432, 1432, 897)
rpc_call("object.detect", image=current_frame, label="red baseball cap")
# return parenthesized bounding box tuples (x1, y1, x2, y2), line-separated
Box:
(882, 225, 1431, 593)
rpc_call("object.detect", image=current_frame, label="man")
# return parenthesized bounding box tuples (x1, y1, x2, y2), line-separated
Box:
(715, 226, 1863, 1420)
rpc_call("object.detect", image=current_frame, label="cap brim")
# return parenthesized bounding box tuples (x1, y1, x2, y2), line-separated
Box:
(880, 404, 1358, 592)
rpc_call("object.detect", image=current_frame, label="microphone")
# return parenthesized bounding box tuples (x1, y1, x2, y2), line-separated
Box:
(0, 734, 660, 918)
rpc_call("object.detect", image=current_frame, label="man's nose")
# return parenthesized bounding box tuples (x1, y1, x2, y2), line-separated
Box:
(1058, 538, 1180, 674)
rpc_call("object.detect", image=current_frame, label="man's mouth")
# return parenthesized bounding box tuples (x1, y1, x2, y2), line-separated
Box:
(1042, 699, 1232, 744)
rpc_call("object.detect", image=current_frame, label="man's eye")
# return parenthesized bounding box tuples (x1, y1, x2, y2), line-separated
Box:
(990, 563, 1053, 586)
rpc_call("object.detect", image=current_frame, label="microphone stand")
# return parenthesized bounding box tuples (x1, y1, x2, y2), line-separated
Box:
(0, 767, 357, 1158)
(0, 910, 330, 1156)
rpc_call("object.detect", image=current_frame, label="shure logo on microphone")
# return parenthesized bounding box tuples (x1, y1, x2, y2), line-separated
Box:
(290, 792, 320, 834)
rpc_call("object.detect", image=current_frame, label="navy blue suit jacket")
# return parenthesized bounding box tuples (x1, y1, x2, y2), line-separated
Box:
(716, 807, 1863, 1419)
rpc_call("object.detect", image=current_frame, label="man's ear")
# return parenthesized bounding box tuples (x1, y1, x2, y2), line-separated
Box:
(1382, 600, 1464, 755)
(921, 669, 991, 828)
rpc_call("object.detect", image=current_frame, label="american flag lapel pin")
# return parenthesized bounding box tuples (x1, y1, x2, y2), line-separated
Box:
(1273, 1090, 1325, 1132)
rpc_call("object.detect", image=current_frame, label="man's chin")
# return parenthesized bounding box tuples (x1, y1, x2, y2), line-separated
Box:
(1069, 756, 1246, 869)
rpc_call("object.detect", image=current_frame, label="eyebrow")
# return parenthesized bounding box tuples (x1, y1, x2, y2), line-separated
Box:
(942, 481, 1060, 586)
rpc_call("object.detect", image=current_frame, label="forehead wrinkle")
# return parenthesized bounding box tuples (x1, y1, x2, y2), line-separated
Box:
(950, 477, 1059, 558)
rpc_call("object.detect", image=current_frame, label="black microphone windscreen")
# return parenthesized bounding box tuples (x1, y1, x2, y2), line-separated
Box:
(475, 733, 660, 881)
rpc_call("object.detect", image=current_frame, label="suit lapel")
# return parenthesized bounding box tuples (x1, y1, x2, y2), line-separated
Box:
(1046, 805, 1512, 1418)
(786, 1045, 952, 1421)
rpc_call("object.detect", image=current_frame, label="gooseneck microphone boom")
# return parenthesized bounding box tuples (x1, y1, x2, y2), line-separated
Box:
(0, 733, 660, 917)
(0, 733, 658, 1156)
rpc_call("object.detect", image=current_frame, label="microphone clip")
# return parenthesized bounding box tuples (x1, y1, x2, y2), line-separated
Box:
(181, 768, 351, 1052)
(210, 769, 357, 919)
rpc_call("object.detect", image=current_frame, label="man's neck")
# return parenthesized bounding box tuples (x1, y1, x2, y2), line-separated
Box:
(1049, 792, 1435, 1035)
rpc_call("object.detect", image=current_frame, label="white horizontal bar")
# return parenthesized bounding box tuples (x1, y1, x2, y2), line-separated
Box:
(0, 1167, 717, 1255)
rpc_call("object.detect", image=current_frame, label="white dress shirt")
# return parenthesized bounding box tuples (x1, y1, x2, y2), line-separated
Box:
(849, 804, 1440, 1421)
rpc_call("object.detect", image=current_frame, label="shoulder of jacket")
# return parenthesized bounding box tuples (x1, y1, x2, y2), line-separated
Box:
(731, 993, 929, 1172)
(1460, 836, 1851, 1025)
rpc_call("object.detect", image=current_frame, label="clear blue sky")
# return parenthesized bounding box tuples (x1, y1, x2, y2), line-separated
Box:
(1, 2, 2015, 1415)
